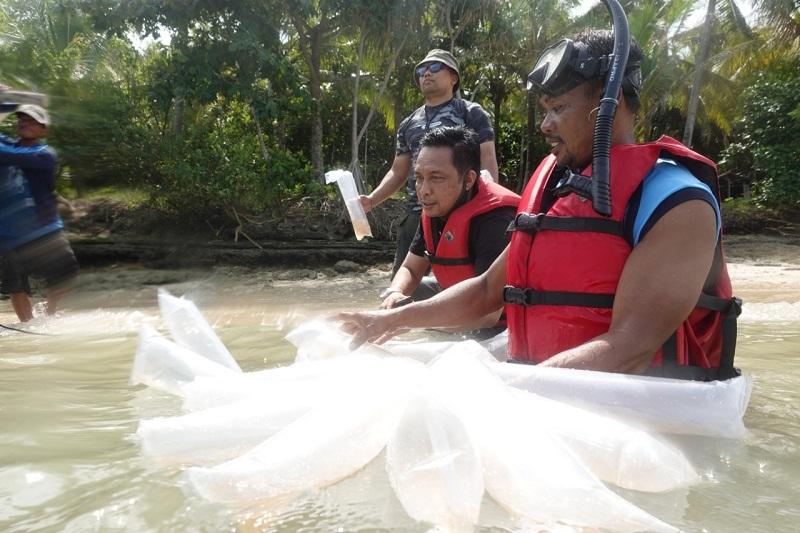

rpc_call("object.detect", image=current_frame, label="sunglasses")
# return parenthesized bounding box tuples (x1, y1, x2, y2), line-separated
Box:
(415, 61, 446, 78)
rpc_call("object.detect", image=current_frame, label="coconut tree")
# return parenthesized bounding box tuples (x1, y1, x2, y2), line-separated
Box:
(681, 0, 755, 147)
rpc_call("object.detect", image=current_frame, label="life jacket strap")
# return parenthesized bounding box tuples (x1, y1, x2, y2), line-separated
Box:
(506, 213, 624, 237)
(424, 250, 472, 266)
(503, 286, 615, 308)
(653, 293, 742, 381)
(504, 286, 743, 381)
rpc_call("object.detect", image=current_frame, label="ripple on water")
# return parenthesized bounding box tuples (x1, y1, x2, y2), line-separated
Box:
(740, 301, 800, 323)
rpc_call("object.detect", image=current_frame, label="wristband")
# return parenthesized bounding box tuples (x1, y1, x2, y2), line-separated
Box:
(379, 287, 403, 299)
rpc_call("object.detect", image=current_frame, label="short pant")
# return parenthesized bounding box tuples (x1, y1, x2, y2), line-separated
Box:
(1, 231, 79, 295)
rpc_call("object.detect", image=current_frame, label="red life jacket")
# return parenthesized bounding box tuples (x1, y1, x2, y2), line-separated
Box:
(504, 136, 741, 380)
(422, 177, 520, 289)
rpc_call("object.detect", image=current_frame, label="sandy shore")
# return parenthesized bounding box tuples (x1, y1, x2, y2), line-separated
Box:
(724, 235, 800, 302)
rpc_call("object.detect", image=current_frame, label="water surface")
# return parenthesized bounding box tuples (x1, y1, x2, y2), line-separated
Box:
(1, 265, 798, 532)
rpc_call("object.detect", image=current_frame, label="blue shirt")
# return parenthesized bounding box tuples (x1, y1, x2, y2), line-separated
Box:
(0, 135, 62, 252)
(625, 158, 720, 246)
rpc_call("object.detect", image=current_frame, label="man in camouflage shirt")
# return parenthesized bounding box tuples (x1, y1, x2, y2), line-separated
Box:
(359, 49, 498, 279)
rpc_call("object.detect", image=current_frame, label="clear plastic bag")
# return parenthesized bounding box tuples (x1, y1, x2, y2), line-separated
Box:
(325, 169, 372, 240)
(494, 363, 752, 438)
(131, 326, 236, 395)
(386, 385, 483, 529)
(429, 347, 678, 532)
(157, 289, 241, 372)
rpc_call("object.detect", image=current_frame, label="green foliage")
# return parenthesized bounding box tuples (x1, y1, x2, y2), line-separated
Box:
(0, 0, 797, 229)
(720, 197, 778, 233)
(721, 58, 800, 208)
(152, 99, 312, 215)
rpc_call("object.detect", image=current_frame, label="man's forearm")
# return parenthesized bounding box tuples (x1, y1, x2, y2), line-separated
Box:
(385, 273, 503, 331)
(389, 263, 423, 295)
(539, 329, 656, 374)
(368, 169, 406, 207)
(479, 142, 499, 183)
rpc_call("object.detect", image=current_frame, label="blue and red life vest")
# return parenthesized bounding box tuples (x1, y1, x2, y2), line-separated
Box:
(504, 136, 740, 380)
(422, 177, 520, 289)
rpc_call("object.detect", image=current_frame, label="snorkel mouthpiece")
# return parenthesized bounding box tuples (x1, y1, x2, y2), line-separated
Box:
(530, 0, 632, 217)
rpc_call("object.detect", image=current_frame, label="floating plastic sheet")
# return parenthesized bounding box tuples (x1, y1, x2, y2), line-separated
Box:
(494, 363, 752, 438)
(133, 303, 754, 531)
(284, 318, 390, 362)
(180, 353, 385, 411)
(186, 357, 422, 506)
(429, 346, 677, 533)
(386, 385, 483, 529)
(286, 319, 749, 438)
(512, 390, 699, 492)
(138, 397, 314, 467)
(131, 326, 236, 395)
(157, 289, 241, 372)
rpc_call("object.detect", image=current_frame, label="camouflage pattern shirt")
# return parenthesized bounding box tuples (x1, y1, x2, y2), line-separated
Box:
(396, 98, 494, 212)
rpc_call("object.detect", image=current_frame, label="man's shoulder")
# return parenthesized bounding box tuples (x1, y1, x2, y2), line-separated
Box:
(644, 158, 708, 189)
(33, 143, 58, 163)
(470, 204, 517, 227)
(397, 105, 427, 133)
(401, 104, 427, 122)
(460, 99, 487, 111)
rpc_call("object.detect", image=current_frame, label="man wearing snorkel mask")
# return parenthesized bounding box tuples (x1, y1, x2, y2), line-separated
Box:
(340, 30, 740, 381)
(358, 49, 499, 281)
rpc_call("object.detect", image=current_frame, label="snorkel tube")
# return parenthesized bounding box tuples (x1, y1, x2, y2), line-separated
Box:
(590, 0, 630, 216)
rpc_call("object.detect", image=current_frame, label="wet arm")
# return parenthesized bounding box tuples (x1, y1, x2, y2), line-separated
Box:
(540, 200, 718, 373)
(341, 247, 508, 347)
(380, 252, 429, 308)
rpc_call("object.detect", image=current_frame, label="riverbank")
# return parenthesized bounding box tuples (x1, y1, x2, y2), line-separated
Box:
(57, 197, 800, 294)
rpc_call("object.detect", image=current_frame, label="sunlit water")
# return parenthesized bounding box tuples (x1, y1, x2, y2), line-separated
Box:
(1, 265, 799, 532)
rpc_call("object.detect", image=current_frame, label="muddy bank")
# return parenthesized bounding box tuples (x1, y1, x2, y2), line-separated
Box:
(63, 197, 401, 269)
(69, 237, 395, 269)
(61, 198, 800, 273)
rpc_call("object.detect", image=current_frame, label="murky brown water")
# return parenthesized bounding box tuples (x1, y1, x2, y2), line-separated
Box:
(1, 265, 798, 532)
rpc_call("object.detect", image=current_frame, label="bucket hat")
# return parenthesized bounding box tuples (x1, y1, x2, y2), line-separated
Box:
(414, 49, 460, 93)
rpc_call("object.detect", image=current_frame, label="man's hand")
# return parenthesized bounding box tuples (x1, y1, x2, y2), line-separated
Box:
(379, 291, 411, 309)
(359, 195, 373, 214)
(336, 310, 402, 349)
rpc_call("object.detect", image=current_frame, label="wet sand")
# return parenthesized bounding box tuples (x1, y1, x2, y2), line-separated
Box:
(725, 235, 800, 302)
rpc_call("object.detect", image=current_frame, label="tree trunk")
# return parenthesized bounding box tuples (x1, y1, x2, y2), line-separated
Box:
(491, 81, 504, 150)
(170, 96, 184, 136)
(683, 0, 717, 148)
(522, 89, 537, 192)
(351, 32, 365, 177)
(251, 104, 269, 163)
(393, 52, 405, 130)
(309, 27, 325, 183)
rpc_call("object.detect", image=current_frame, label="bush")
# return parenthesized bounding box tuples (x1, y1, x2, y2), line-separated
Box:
(150, 98, 315, 218)
(721, 59, 800, 209)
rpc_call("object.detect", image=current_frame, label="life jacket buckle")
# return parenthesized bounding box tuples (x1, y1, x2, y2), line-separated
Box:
(730, 296, 742, 317)
(503, 285, 529, 305)
(553, 169, 593, 200)
(513, 212, 543, 233)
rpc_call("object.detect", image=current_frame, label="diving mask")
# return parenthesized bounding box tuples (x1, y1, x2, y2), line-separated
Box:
(527, 38, 641, 97)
